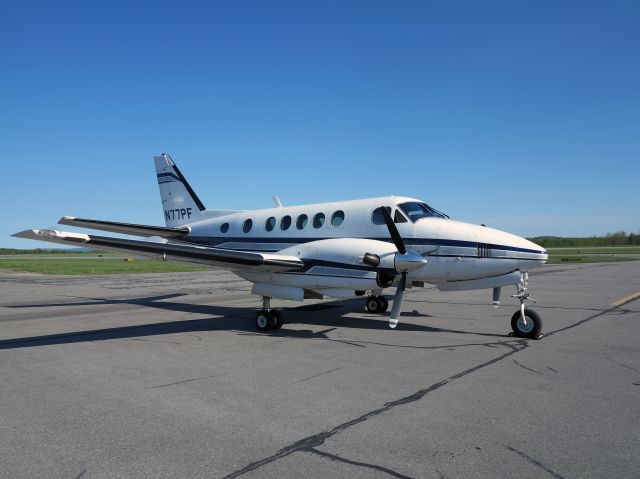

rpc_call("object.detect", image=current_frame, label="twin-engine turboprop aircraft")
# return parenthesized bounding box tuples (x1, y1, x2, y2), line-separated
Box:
(14, 154, 548, 337)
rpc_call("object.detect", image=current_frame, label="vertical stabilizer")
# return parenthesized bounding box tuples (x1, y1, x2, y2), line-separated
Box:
(154, 153, 206, 227)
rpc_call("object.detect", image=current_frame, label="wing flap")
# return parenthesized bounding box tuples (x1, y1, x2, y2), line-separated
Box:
(58, 216, 189, 238)
(12, 229, 303, 272)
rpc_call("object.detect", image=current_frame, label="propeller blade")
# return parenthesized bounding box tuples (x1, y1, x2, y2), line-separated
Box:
(380, 207, 406, 255)
(389, 272, 407, 328)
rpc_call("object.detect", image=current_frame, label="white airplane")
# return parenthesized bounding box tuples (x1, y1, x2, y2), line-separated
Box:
(14, 154, 548, 337)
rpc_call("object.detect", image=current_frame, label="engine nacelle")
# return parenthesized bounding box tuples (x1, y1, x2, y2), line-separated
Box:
(240, 239, 426, 293)
(279, 238, 398, 271)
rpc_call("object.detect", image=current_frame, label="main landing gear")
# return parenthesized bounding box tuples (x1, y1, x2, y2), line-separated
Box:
(510, 272, 543, 339)
(255, 296, 284, 332)
(365, 295, 389, 314)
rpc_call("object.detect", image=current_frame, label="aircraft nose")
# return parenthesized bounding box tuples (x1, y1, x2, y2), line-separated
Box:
(478, 226, 547, 269)
(519, 237, 548, 268)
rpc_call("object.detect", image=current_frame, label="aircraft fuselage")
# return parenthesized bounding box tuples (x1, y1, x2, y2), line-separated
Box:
(183, 195, 547, 287)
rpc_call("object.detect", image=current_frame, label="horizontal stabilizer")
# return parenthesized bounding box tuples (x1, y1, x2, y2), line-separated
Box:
(12, 229, 304, 272)
(58, 216, 189, 238)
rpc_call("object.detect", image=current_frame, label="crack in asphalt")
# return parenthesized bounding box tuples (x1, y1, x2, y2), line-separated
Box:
(504, 445, 565, 478)
(292, 367, 344, 385)
(151, 374, 218, 389)
(512, 359, 545, 375)
(307, 448, 415, 479)
(219, 340, 527, 478)
(220, 296, 636, 478)
(604, 357, 639, 373)
(341, 339, 513, 351)
(545, 304, 624, 338)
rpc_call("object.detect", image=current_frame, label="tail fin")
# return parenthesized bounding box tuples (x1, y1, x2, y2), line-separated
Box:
(154, 153, 206, 227)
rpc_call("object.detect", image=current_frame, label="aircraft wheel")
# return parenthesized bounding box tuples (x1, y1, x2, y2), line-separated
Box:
(511, 309, 542, 339)
(366, 296, 380, 313)
(272, 310, 284, 330)
(256, 310, 275, 332)
(377, 296, 389, 313)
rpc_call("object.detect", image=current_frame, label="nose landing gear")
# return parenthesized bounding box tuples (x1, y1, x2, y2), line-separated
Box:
(510, 272, 542, 339)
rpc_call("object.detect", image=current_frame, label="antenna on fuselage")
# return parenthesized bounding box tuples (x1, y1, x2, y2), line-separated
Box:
(273, 196, 283, 208)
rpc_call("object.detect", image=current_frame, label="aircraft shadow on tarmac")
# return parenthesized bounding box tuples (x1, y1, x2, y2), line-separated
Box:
(1, 294, 507, 350)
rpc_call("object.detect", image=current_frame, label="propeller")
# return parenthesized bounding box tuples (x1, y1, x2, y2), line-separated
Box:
(388, 271, 407, 328)
(379, 207, 427, 328)
(381, 207, 407, 255)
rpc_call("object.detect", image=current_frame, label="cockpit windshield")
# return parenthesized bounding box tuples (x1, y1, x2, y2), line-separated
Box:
(398, 202, 449, 222)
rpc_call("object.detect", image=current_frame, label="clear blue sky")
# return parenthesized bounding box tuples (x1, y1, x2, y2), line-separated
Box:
(2, 1, 639, 248)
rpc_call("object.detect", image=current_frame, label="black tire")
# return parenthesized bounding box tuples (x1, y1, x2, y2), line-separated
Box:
(511, 309, 542, 339)
(255, 310, 274, 332)
(377, 296, 389, 313)
(272, 310, 284, 330)
(366, 296, 380, 313)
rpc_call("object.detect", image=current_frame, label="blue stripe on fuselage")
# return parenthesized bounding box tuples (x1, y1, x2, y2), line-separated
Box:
(183, 235, 546, 256)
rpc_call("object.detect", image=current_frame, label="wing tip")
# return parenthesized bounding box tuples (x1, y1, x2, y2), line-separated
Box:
(12, 229, 38, 239)
(11, 228, 89, 243)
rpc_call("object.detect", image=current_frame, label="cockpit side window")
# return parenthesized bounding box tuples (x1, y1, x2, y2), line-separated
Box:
(394, 210, 408, 223)
(398, 202, 449, 222)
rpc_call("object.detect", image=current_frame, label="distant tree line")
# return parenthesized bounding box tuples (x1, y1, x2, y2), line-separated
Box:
(0, 248, 87, 255)
(528, 231, 640, 247)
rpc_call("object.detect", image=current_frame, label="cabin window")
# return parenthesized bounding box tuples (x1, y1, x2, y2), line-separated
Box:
(371, 206, 391, 225)
(243, 219, 253, 233)
(331, 210, 345, 226)
(296, 214, 308, 230)
(280, 215, 292, 230)
(220, 222, 229, 233)
(313, 212, 325, 228)
(265, 217, 276, 232)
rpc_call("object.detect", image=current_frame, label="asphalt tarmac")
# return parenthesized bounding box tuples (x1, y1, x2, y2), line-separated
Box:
(1, 261, 639, 478)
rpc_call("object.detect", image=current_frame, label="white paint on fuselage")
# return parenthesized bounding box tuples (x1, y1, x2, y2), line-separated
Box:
(184, 195, 547, 286)
(188, 196, 420, 242)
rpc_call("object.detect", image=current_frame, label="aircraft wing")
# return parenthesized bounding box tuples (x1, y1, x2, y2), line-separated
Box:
(12, 229, 304, 272)
(58, 216, 189, 238)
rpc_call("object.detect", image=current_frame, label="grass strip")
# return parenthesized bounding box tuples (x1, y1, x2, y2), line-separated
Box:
(546, 256, 636, 265)
(0, 258, 208, 275)
(547, 247, 640, 255)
